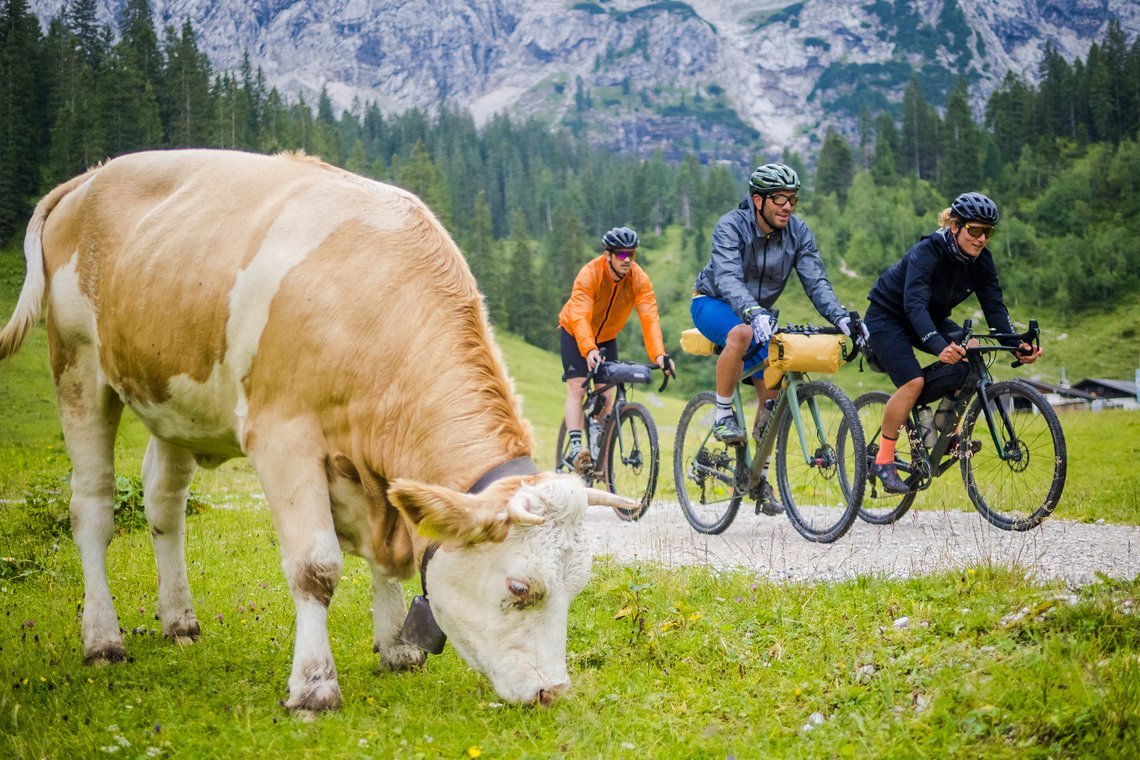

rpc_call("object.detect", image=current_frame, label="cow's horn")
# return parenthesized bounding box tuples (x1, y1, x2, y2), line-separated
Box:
(505, 494, 546, 526)
(584, 487, 641, 510)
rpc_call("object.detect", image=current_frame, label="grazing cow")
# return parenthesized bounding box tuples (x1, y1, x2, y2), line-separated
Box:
(0, 149, 631, 711)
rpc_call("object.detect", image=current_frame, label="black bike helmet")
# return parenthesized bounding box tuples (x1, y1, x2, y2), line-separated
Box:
(602, 226, 639, 251)
(950, 192, 1000, 224)
(749, 163, 800, 195)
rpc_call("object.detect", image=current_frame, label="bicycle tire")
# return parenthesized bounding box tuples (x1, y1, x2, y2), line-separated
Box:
(774, 380, 865, 543)
(673, 391, 744, 534)
(840, 391, 918, 524)
(604, 402, 658, 520)
(960, 380, 1066, 531)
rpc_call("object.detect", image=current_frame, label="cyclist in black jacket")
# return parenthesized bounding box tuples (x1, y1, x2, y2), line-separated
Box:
(865, 192, 1042, 493)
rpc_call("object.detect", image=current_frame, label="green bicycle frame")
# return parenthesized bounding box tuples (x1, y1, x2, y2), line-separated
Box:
(735, 369, 826, 484)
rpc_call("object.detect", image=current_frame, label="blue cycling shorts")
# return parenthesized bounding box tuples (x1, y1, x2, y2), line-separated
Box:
(690, 296, 769, 382)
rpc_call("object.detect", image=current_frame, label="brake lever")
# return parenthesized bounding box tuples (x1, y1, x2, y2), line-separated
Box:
(1011, 319, 1040, 368)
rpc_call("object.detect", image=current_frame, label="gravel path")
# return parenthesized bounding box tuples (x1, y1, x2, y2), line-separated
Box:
(583, 502, 1140, 585)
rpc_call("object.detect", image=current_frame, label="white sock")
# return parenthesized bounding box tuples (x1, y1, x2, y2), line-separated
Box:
(715, 395, 734, 421)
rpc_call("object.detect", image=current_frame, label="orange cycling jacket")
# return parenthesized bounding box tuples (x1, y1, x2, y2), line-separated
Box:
(557, 254, 666, 362)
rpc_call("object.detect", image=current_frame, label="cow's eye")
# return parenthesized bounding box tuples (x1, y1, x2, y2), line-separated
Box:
(504, 577, 544, 609)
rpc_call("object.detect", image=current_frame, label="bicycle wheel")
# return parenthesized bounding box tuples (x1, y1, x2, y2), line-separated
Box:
(842, 391, 918, 524)
(774, 380, 865, 543)
(604, 403, 658, 520)
(960, 380, 1066, 530)
(673, 391, 744, 534)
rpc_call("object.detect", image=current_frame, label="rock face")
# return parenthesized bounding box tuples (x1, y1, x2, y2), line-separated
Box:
(30, 0, 1140, 160)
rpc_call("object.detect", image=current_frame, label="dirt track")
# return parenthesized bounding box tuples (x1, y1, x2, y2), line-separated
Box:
(583, 501, 1140, 585)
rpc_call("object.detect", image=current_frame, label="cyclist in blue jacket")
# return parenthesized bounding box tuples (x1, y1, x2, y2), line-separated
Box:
(865, 191, 1042, 493)
(690, 163, 865, 515)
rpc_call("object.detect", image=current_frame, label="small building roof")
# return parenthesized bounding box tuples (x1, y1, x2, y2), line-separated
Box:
(1071, 378, 1138, 398)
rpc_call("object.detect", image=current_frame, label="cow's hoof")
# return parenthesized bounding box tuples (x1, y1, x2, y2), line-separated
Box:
(285, 685, 342, 713)
(376, 642, 427, 671)
(164, 617, 201, 645)
(84, 642, 127, 665)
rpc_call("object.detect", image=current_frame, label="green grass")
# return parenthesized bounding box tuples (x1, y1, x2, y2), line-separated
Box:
(1, 504, 1137, 757)
(2, 240, 1140, 755)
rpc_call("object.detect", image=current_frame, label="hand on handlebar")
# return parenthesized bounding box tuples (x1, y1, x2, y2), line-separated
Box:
(656, 353, 676, 378)
(1015, 342, 1043, 364)
(838, 315, 870, 343)
(746, 307, 776, 344)
(586, 349, 603, 372)
(939, 342, 968, 364)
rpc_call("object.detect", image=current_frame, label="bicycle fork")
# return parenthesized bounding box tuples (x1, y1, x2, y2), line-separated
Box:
(974, 383, 1023, 463)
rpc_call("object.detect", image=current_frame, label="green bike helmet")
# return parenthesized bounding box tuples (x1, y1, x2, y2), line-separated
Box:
(749, 163, 800, 195)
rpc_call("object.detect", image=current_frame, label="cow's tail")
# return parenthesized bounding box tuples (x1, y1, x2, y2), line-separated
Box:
(0, 169, 95, 360)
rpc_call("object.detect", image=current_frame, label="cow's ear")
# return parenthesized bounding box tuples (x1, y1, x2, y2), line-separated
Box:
(387, 479, 511, 545)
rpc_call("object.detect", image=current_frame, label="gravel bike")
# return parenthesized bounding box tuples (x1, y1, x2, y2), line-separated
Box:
(839, 319, 1066, 531)
(673, 314, 867, 543)
(555, 358, 670, 520)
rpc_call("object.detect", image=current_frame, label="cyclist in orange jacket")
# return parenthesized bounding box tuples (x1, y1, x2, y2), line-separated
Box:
(558, 226, 674, 473)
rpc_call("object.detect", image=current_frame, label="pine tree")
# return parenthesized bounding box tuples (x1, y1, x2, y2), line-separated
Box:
(161, 20, 212, 146)
(0, 0, 45, 242)
(44, 12, 105, 183)
(105, 0, 162, 155)
(506, 209, 545, 345)
(814, 128, 854, 201)
(939, 79, 981, 195)
(901, 77, 938, 181)
(870, 112, 899, 186)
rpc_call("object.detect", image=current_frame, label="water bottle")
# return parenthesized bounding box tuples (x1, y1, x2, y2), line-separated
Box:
(588, 419, 603, 461)
(917, 405, 937, 449)
(933, 396, 956, 435)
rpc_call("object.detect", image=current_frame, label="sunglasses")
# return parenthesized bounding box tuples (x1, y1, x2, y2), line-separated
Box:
(961, 223, 995, 239)
(610, 249, 636, 260)
(766, 192, 798, 207)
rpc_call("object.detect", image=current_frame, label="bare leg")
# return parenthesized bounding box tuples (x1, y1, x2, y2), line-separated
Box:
(715, 324, 753, 398)
(882, 378, 924, 441)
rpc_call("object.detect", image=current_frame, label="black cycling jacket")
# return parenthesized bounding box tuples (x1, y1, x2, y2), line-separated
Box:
(867, 229, 1015, 355)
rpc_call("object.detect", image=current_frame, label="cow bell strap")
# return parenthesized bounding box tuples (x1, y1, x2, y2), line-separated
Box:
(467, 455, 538, 494)
(399, 456, 537, 656)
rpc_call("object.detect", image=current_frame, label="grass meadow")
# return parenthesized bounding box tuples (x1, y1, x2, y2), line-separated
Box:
(1, 251, 1138, 757)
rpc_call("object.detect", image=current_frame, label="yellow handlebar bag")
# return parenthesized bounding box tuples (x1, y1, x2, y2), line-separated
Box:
(766, 332, 847, 373)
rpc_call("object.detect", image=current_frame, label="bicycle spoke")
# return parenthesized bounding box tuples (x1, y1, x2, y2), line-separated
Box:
(776, 381, 864, 543)
(842, 391, 918, 524)
(606, 403, 658, 520)
(961, 381, 1066, 530)
(673, 392, 743, 534)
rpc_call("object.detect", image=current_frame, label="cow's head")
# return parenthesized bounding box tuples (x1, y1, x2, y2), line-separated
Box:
(388, 473, 631, 706)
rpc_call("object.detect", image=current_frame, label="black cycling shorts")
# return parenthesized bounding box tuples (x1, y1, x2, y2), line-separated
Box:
(560, 327, 618, 380)
(864, 304, 930, 388)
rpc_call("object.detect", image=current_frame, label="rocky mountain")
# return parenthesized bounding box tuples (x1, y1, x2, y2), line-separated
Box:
(30, 0, 1140, 163)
